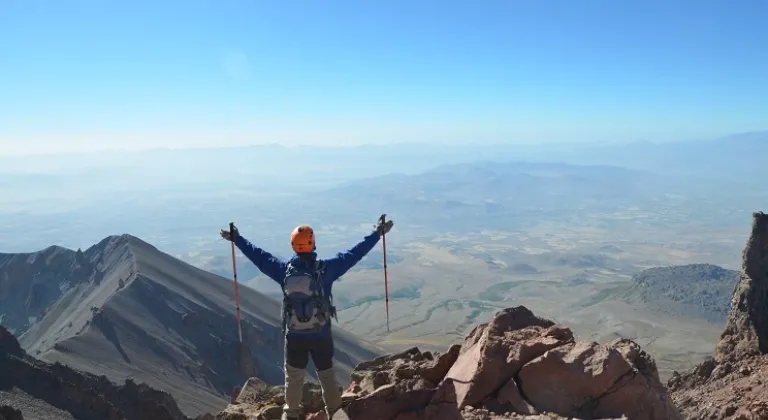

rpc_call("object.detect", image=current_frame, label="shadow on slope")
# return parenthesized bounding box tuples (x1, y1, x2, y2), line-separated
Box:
(0, 325, 192, 420)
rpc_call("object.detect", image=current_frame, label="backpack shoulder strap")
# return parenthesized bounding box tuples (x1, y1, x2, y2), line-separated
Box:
(314, 259, 326, 275)
(313, 259, 337, 321)
(309, 259, 324, 296)
(282, 260, 300, 294)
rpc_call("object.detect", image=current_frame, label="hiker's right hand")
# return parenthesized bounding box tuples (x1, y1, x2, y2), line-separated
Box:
(220, 225, 239, 242)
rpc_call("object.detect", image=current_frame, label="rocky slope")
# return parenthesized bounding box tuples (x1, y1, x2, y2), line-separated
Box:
(217, 305, 680, 420)
(0, 325, 197, 420)
(1, 235, 381, 417)
(669, 212, 768, 419)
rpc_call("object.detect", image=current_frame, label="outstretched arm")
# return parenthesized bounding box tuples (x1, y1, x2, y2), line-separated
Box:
(234, 235, 288, 284)
(323, 231, 381, 283)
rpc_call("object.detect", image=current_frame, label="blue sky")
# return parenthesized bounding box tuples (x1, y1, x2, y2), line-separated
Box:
(1, 0, 767, 155)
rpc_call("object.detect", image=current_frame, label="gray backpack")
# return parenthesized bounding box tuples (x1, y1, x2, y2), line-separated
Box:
(281, 259, 337, 335)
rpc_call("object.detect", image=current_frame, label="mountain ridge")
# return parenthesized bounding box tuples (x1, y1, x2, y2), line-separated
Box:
(1, 234, 383, 417)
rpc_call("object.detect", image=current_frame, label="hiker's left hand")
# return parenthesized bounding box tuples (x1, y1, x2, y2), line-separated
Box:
(220, 224, 239, 242)
(375, 217, 394, 236)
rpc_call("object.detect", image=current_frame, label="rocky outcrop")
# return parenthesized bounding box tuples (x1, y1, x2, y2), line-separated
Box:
(217, 306, 678, 420)
(669, 212, 768, 419)
(0, 326, 196, 420)
(349, 344, 461, 395)
(715, 212, 768, 363)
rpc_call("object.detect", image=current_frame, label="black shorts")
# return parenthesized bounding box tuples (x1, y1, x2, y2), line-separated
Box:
(285, 333, 335, 371)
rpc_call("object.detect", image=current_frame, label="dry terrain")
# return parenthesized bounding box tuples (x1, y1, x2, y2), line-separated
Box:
(318, 218, 748, 379)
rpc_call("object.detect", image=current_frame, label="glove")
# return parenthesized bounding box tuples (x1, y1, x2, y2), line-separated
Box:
(220, 224, 239, 242)
(375, 215, 394, 236)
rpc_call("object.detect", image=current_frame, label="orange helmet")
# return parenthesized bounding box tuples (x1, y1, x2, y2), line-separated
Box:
(290, 224, 316, 253)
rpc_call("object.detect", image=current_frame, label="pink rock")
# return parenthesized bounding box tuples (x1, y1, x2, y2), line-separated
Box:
(443, 307, 573, 408)
(518, 340, 682, 420)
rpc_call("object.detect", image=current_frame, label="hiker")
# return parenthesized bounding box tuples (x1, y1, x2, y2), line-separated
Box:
(220, 217, 394, 420)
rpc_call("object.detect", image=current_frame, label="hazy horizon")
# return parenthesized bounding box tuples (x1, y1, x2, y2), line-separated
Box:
(0, 134, 741, 160)
(3, 1, 768, 156)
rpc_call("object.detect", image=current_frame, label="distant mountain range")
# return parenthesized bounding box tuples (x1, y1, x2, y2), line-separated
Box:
(313, 159, 753, 233)
(0, 235, 381, 417)
(2, 130, 765, 187)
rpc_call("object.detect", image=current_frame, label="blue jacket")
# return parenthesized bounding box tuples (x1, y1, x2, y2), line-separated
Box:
(234, 231, 381, 339)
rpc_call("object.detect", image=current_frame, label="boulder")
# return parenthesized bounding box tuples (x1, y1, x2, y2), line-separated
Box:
(496, 378, 536, 415)
(350, 345, 460, 395)
(442, 307, 574, 408)
(343, 385, 436, 420)
(223, 306, 680, 420)
(519, 340, 680, 420)
(233, 377, 282, 406)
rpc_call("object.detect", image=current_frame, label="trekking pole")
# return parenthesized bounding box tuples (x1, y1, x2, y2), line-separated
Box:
(230, 222, 243, 343)
(379, 214, 390, 333)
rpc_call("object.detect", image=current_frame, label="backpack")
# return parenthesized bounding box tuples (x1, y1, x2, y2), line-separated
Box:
(281, 258, 338, 335)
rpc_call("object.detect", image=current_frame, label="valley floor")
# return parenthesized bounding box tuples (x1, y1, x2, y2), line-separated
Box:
(330, 222, 742, 379)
